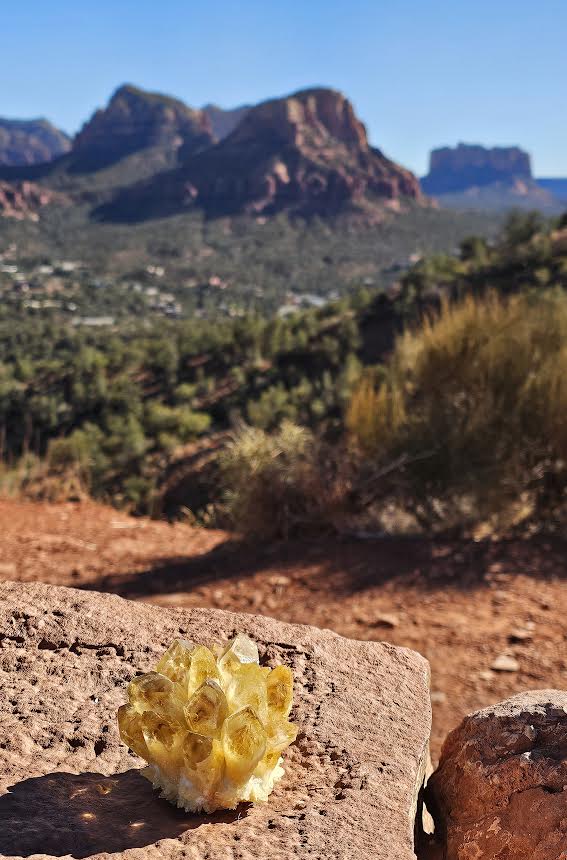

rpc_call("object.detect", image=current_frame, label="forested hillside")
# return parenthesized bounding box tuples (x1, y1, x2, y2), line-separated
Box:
(1, 210, 565, 526)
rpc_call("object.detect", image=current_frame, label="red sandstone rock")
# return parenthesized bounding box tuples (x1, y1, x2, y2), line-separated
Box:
(426, 690, 567, 860)
(0, 179, 61, 220)
(0, 580, 431, 860)
(73, 84, 213, 168)
(183, 88, 423, 216)
(422, 144, 533, 194)
(101, 87, 424, 221)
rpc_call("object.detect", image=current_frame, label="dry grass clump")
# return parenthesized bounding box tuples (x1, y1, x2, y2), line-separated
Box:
(347, 291, 567, 531)
(218, 421, 349, 539)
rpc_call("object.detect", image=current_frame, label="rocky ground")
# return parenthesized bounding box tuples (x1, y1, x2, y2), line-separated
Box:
(0, 499, 565, 761)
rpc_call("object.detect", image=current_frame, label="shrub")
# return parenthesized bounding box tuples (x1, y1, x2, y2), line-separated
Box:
(46, 423, 109, 496)
(346, 370, 405, 456)
(218, 421, 348, 539)
(144, 402, 211, 444)
(347, 291, 567, 531)
(501, 209, 545, 249)
(246, 385, 297, 430)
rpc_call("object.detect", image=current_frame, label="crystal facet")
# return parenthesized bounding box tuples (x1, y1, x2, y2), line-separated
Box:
(117, 635, 296, 812)
(155, 639, 195, 683)
(184, 679, 228, 736)
(222, 706, 267, 783)
(187, 645, 220, 694)
(267, 665, 294, 718)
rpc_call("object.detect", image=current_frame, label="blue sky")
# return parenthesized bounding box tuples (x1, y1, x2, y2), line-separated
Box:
(2, 1, 566, 176)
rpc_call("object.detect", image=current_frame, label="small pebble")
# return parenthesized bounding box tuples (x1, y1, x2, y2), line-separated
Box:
(491, 654, 520, 673)
(371, 614, 399, 629)
(508, 628, 532, 644)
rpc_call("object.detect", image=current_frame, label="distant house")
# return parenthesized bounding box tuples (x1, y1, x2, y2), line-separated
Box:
(298, 293, 328, 308)
(56, 261, 81, 273)
(72, 316, 115, 327)
(278, 293, 328, 315)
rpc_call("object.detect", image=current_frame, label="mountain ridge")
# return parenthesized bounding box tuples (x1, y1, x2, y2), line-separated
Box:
(2, 87, 564, 223)
(71, 83, 214, 171)
(0, 117, 71, 166)
(97, 86, 423, 221)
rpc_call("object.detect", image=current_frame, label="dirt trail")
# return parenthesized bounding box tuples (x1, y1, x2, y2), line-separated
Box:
(1, 498, 565, 759)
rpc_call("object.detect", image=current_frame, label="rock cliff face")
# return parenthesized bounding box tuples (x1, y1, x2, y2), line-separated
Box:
(421, 144, 564, 213)
(422, 143, 533, 194)
(103, 88, 424, 220)
(0, 118, 70, 166)
(0, 179, 61, 220)
(0, 580, 431, 860)
(73, 84, 213, 169)
(1, 87, 424, 221)
(184, 88, 423, 216)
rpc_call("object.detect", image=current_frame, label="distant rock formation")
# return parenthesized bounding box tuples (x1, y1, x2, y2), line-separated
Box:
(101, 87, 423, 220)
(422, 143, 533, 194)
(0, 179, 62, 220)
(187, 88, 423, 215)
(72, 84, 214, 170)
(422, 143, 563, 213)
(0, 118, 70, 166)
(0, 86, 425, 223)
(202, 103, 251, 140)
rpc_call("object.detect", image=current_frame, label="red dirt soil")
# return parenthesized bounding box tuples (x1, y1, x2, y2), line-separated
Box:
(0, 498, 565, 760)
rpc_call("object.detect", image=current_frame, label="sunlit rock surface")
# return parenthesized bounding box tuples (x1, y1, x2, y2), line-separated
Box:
(0, 581, 431, 860)
(426, 690, 567, 860)
(118, 634, 297, 811)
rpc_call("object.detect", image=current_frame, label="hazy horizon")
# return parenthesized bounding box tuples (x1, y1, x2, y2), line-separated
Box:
(2, 0, 566, 176)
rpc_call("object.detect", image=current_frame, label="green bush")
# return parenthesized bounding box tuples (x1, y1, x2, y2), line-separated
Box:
(246, 385, 298, 430)
(144, 402, 211, 444)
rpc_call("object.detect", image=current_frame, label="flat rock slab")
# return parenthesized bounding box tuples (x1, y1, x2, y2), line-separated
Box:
(0, 581, 430, 860)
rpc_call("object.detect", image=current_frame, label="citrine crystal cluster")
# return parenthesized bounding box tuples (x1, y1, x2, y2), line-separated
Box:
(117, 634, 297, 813)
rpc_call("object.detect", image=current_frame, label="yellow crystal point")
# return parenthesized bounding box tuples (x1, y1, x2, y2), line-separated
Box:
(222, 706, 267, 783)
(128, 671, 184, 723)
(117, 703, 149, 761)
(218, 633, 259, 674)
(266, 718, 298, 755)
(141, 710, 185, 780)
(155, 639, 195, 683)
(267, 665, 294, 718)
(117, 633, 297, 813)
(128, 672, 174, 714)
(184, 679, 228, 736)
(183, 730, 214, 768)
(226, 662, 270, 723)
(187, 645, 220, 695)
(183, 733, 225, 803)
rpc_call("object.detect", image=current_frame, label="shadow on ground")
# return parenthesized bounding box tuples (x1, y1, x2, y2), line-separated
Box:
(82, 533, 567, 602)
(0, 768, 244, 858)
